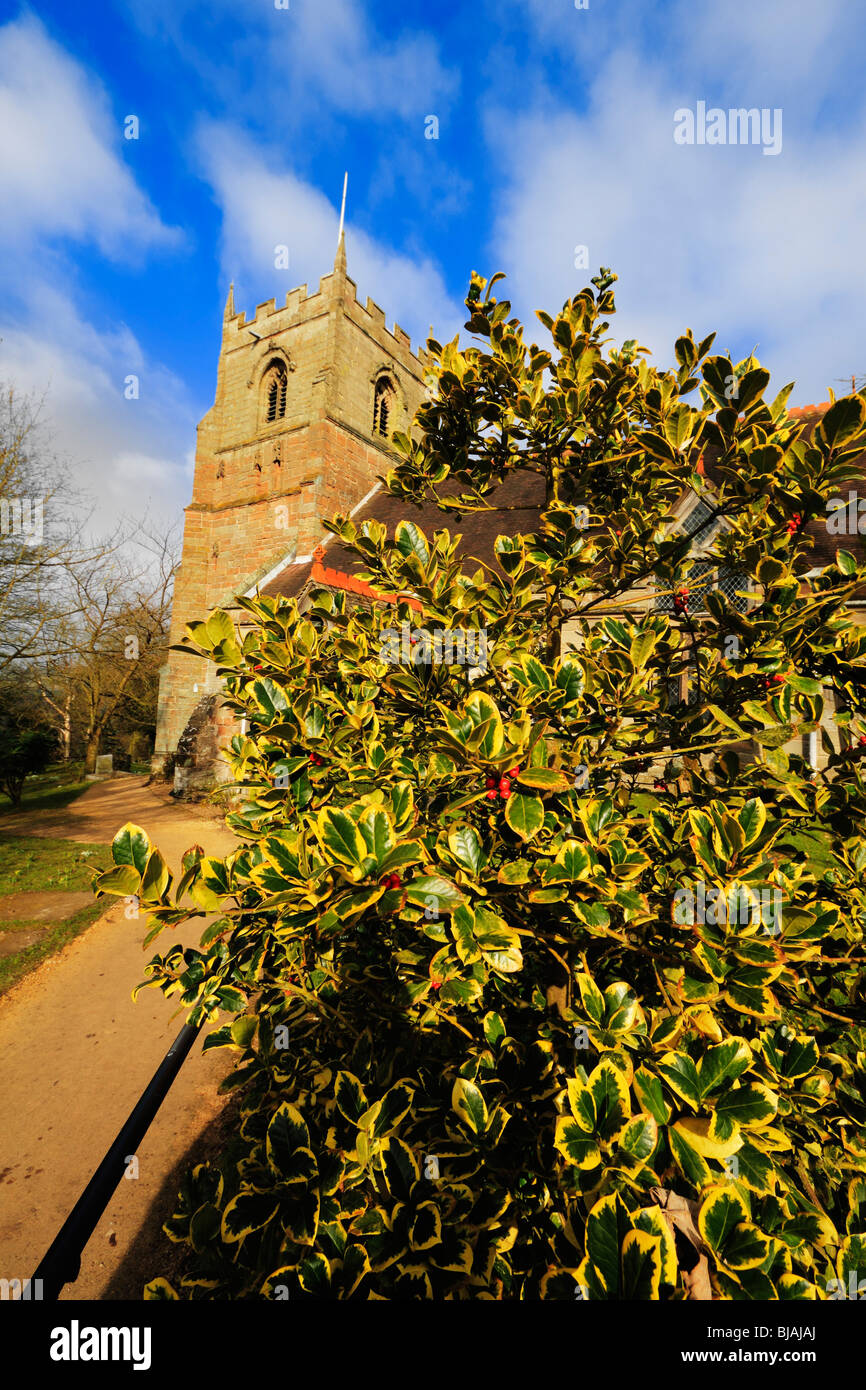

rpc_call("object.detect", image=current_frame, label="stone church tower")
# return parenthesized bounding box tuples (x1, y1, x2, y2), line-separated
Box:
(152, 237, 429, 773)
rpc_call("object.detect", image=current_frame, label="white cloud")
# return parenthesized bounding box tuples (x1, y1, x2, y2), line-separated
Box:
(519, 0, 851, 99)
(667, 0, 851, 101)
(0, 13, 179, 257)
(196, 122, 464, 351)
(0, 17, 191, 541)
(265, 0, 455, 119)
(0, 282, 195, 537)
(124, 0, 456, 121)
(486, 39, 866, 405)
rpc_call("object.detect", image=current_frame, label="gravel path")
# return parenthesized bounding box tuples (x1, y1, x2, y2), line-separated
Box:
(0, 776, 238, 1299)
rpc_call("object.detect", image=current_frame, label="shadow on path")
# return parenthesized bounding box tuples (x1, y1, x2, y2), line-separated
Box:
(98, 1094, 240, 1300)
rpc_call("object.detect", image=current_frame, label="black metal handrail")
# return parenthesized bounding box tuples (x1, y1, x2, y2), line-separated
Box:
(30, 1019, 202, 1301)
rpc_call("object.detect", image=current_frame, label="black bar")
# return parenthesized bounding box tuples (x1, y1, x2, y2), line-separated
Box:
(30, 1019, 202, 1301)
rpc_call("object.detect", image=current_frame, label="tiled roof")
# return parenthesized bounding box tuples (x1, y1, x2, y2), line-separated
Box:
(261, 469, 546, 602)
(697, 403, 866, 574)
(257, 401, 866, 606)
(785, 403, 865, 572)
(787, 402, 830, 421)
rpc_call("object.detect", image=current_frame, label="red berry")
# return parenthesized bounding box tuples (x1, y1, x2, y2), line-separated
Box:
(486, 789, 498, 800)
(654, 779, 666, 790)
(508, 766, 520, 777)
(431, 979, 442, 991)
(771, 674, 784, 683)
(858, 736, 866, 747)
(499, 778, 512, 798)
(672, 587, 689, 614)
(485, 774, 497, 789)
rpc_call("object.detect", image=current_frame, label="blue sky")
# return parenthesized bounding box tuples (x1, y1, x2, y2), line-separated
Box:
(1, 0, 865, 535)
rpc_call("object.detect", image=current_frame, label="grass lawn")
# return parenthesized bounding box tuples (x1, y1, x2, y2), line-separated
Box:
(0, 761, 91, 816)
(0, 833, 114, 996)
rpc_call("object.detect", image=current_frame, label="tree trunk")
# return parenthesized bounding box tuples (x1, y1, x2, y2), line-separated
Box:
(59, 695, 71, 762)
(84, 732, 100, 775)
(4, 777, 24, 806)
(35, 683, 73, 761)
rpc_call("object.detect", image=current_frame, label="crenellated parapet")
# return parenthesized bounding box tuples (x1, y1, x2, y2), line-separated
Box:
(221, 265, 429, 375)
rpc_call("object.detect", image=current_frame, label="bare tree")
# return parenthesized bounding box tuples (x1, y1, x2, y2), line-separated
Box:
(0, 383, 101, 673)
(2, 382, 180, 767)
(46, 525, 178, 772)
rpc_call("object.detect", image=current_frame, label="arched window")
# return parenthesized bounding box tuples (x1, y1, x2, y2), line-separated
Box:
(262, 360, 288, 424)
(373, 376, 396, 437)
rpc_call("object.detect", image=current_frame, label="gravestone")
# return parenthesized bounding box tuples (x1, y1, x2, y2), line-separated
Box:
(94, 754, 113, 778)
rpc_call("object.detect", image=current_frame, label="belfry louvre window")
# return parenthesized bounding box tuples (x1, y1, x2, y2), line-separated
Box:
(373, 377, 395, 437)
(263, 361, 288, 423)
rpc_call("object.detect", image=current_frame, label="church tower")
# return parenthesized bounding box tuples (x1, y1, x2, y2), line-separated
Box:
(153, 238, 429, 769)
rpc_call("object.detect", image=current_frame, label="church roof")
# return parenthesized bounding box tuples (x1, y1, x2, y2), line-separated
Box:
(260, 469, 546, 604)
(256, 402, 866, 608)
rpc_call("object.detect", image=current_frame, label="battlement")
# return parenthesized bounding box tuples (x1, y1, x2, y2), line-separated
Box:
(223, 259, 428, 367)
(346, 275, 427, 364)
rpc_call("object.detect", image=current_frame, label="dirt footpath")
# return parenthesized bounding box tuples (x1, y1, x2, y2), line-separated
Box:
(0, 777, 238, 1299)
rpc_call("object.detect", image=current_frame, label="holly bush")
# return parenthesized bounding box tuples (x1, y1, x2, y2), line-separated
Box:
(97, 270, 866, 1300)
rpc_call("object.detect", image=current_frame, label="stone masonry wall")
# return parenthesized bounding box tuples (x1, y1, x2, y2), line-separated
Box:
(153, 253, 428, 769)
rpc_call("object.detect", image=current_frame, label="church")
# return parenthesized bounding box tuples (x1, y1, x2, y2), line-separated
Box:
(154, 233, 425, 786)
(152, 238, 853, 795)
(153, 234, 555, 791)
